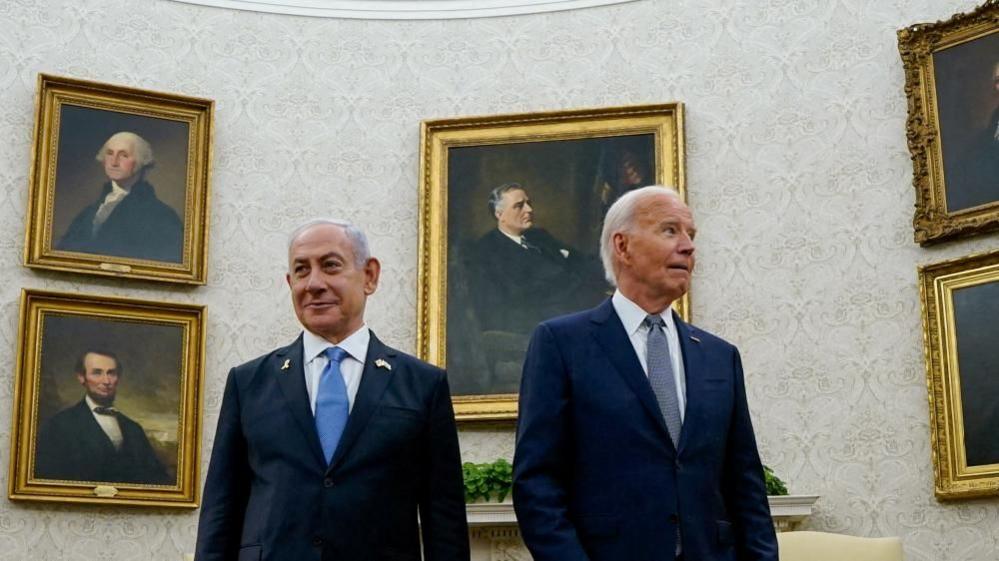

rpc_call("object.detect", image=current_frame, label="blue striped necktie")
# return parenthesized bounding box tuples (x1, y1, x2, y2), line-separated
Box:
(315, 346, 349, 465)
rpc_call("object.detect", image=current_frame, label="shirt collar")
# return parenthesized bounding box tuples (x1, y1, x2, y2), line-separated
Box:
(109, 181, 130, 197)
(302, 325, 370, 364)
(84, 395, 114, 412)
(497, 228, 523, 245)
(611, 289, 676, 337)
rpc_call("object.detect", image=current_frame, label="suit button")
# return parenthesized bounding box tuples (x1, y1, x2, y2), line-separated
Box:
(669, 514, 679, 524)
(312, 537, 323, 547)
(323, 478, 333, 488)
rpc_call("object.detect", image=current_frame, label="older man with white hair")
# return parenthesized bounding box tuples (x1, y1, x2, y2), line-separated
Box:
(513, 186, 777, 561)
(56, 131, 183, 262)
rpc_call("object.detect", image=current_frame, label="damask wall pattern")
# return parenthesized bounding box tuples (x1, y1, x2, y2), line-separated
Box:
(1, 0, 998, 559)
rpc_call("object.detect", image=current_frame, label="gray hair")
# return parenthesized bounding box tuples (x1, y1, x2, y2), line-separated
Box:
(599, 185, 683, 286)
(95, 131, 155, 169)
(287, 218, 371, 268)
(487, 182, 525, 217)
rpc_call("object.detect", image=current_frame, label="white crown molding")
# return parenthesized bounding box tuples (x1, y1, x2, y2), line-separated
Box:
(167, 0, 638, 20)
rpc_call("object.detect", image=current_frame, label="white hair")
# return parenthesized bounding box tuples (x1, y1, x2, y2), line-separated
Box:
(599, 185, 683, 286)
(287, 218, 371, 269)
(95, 131, 155, 168)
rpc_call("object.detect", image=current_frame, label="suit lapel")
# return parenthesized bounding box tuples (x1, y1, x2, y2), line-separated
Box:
(274, 336, 327, 466)
(327, 332, 396, 473)
(589, 300, 672, 442)
(674, 312, 704, 455)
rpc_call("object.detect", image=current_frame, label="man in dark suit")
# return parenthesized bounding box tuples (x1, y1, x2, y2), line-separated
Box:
(468, 182, 605, 334)
(513, 186, 777, 561)
(195, 220, 469, 561)
(56, 131, 183, 262)
(35, 349, 171, 485)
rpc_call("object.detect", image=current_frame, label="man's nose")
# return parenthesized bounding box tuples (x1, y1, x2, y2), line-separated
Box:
(305, 268, 325, 291)
(680, 236, 695, 255)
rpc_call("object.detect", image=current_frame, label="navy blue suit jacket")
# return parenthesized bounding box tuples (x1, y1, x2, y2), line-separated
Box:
(513, 300, 777, 561)
(195, 332, 469, 561)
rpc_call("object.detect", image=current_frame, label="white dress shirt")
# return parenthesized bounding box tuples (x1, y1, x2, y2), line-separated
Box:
(302, 326, 370, 414)
(86, 395, 124, 450)
(611, 290, 687, 421)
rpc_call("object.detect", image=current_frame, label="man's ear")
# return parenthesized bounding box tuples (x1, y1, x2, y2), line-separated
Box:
(612, 232, 629, 263)
(76, 373, 86, 386)
(363, 258, 381, 295)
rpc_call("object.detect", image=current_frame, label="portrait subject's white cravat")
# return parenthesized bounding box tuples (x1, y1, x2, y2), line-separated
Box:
(93, 182, 129, 234)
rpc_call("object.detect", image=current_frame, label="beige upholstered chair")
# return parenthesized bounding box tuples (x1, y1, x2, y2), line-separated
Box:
(777, 531, 903, 561)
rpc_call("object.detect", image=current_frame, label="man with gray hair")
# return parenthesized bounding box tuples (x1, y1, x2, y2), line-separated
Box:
(513, 186, 777, 561)
(56, 131, 183, 262)
(196, 219, 469, 561)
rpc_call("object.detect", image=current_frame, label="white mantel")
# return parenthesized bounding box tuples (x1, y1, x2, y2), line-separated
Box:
(466, 495, 820, 561)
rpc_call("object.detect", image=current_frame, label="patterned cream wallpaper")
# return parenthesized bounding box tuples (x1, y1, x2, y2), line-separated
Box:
(1, 0, 998, 559)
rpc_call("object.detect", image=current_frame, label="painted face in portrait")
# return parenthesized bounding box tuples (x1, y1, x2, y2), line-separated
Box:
(77, 352, 120, 406)
(496, 188, 534, 236)
(993, 61, 999, 94)
(101, 136, 141, 188)
(286, 224, 381, 343)
(614, 192, 696, 310)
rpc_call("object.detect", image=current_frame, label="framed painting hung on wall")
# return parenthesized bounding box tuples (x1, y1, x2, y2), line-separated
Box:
(920, 249, 999, 500)
(417, 103, 687, 421)
(23, 74, 213, 284)
(899, 0, 999, 245)
(8, 290, 206, 507)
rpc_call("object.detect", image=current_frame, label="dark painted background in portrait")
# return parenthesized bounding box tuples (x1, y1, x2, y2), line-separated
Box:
(933, 30, 999, 213)
(953, 280, 999, 467)
(445, 134, 655, 396)
(51, 105, 189, 250)
(35, 313, 184, 481)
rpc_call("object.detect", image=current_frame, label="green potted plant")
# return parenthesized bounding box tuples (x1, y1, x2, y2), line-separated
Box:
(462, 459, 788, 502)
(462, 459, 513, 503)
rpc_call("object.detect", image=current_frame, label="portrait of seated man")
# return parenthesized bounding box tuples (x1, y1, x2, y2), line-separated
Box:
(465, 183, 607, 389)
(35, 349, 172, 485)
(55, 131, 183, 263)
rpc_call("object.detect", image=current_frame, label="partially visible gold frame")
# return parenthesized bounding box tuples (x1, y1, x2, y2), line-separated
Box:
(418, 103, 687, 422)
(8, 290, 206, 507)
(23, 74, 213, 284)
(898, 0, 999, 245)
(919, 249, 999, 500)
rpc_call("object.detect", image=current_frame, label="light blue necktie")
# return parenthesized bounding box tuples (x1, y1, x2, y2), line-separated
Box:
(315, 347, 349, 465)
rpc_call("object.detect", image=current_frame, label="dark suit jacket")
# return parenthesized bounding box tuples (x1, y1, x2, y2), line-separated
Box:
(35, 399, 171, 485)
(513, 300, 777, 561)
(195, 332, 469, 561)
(467, 228, 606, 334)
(56, 180, 183, 262)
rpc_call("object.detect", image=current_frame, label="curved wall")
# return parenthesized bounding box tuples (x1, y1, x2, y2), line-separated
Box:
(0, 0, 996, 559)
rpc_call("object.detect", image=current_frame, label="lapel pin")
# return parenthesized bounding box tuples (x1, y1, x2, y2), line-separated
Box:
(281, 359, 291, 371)
(690, 336, 701, 343)
(375, 358, 392, 371)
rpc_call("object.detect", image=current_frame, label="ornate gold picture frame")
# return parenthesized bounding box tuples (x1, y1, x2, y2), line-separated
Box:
(8, 290, 206, 507)
(898, 1, 999, 245)
(23, 74, 214, 284)
(920, 249, 999, 500)
(418, 103, 687, 421)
